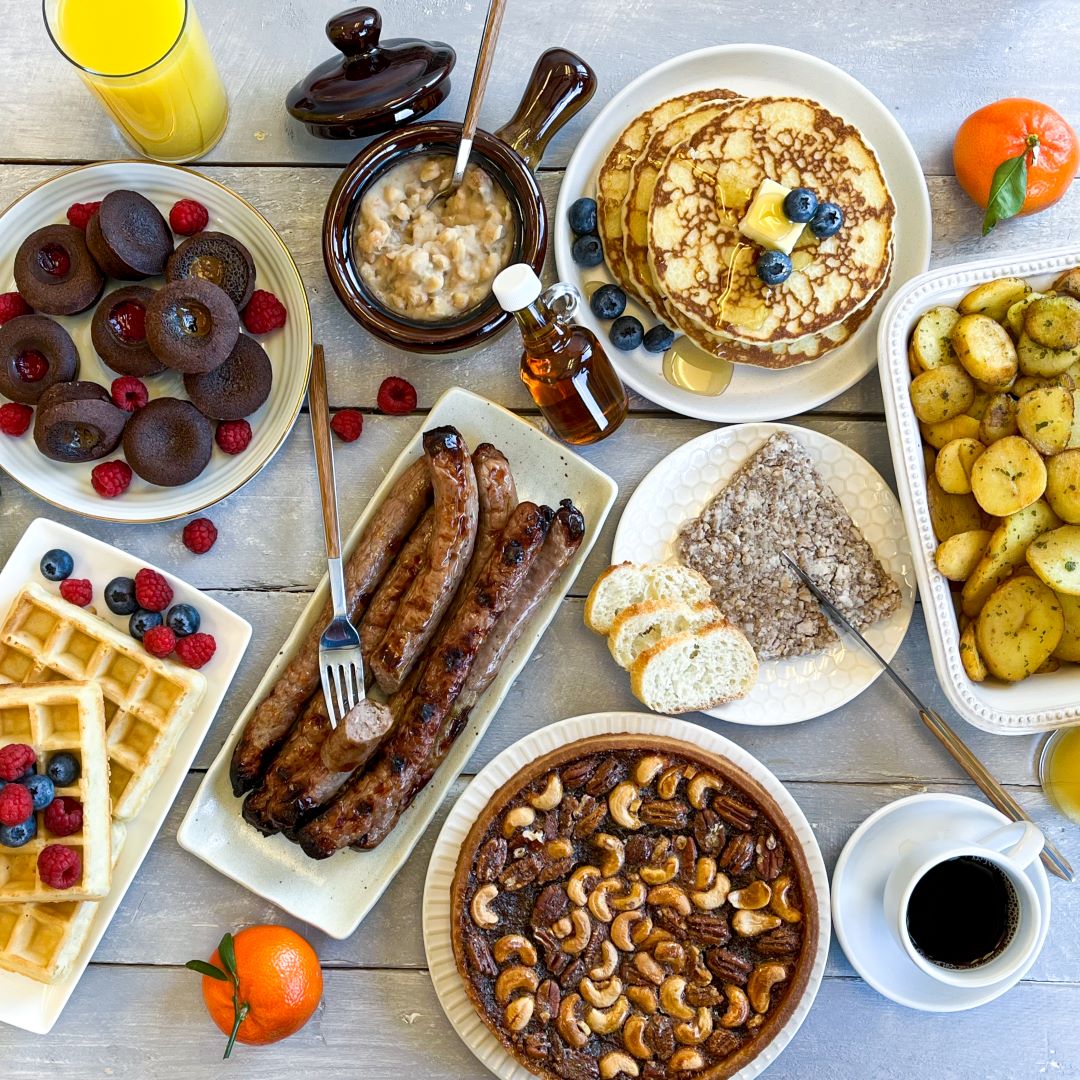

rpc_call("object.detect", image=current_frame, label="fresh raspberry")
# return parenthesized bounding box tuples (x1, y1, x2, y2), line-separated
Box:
(59, 578, 92, 606)
(134, 568, 173, 612)
(0, 744, 35, 782)
(91, 460, 133, 498)
(182, 517, 218, 554)
(0, 402, 33, 436)
(66, 200, 102, 230)
(14, 349, 48, 382)
(377, 376, 417, 414)
(44, 797, 82, 837)
(110, 375, 149, 412)
(241, 289, 287, 334)
(0, 292, 32, 326)
(330, 408, 363, 442)
(142, 625, 177, 658)
(216, 419, 252, 455)
(38, 844, 81, 889)
(175, 631, 216, 669)
(0, 783, 33, 826)
(169, 198, 209, 236)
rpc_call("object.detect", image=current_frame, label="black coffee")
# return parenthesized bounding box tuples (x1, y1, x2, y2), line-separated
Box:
(906, 855, 1018, 969)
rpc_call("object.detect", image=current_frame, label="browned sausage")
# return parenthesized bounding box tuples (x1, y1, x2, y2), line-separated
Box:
(369, 428, 479, 694)
(298, 501, 554, 859)
(460, 444, 518, 599)
(230, 455, 431, 795)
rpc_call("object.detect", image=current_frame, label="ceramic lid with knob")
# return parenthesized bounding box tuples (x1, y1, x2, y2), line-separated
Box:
(285, 6, 456, 140)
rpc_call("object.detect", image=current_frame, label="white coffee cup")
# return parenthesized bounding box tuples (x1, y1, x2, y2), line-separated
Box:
(882, 820, 1045, 988)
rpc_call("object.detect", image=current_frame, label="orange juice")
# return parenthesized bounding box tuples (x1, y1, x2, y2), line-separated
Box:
(47, 0, 228, 162)
(1041, 727, 1080, 824)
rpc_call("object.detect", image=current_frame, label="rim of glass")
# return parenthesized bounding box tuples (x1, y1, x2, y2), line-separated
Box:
(42, 0, 190, 79)
(1038, 727, 1080, 819)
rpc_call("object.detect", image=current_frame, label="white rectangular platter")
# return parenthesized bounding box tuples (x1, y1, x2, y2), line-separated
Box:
(0, 517, 251, 1034)
(178, 387, 619, 938)
(878, 245, 1080, 735)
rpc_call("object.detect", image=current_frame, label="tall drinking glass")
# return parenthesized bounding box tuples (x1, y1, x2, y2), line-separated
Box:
(43, 0, 229, 163)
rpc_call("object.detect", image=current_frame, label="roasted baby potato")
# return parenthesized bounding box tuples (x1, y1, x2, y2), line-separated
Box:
(935, 529, 991, 580)
(978, 393, 1019, 444)
(1053, 268, 1080, 301)
(1007, 293, 1047, 337)
(921, 414, 982, 449)
(1024, 295, 1080, 351)
(1052, 591, 1080, 662)
(1017, 333, 1080, 377)
(959, 622, 988, 682)
(1046, 449, 1080, 523)
(910, 365, 977, 423)
(1027, 524, 1080, 595)
(935, 437, 985, 494)
(910, 305, 961, 371)
(1016, 385, 1074, 455)
(950, 314, 1018, 389)
(928, 472, 987, 542)
(958, 277, 1031, 323)
(970, 435, 1047, 516)
(975, 576, 1063, 681)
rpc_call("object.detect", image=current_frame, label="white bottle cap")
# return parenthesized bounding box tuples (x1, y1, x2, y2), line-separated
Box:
(493, 263, 542, 312)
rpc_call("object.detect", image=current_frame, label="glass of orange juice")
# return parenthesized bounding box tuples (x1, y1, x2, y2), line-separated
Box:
(43, 0, 229, 163)
(1039, 727, 1080, 824)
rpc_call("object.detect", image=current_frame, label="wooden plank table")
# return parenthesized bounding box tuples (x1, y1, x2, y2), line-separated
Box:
(1, 1, 1078, 1074)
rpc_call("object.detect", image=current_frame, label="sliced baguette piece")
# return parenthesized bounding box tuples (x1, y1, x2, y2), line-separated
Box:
(608, 598, 723, 669)
(629, 621, 759, 714)
(585, 561, 712, 634)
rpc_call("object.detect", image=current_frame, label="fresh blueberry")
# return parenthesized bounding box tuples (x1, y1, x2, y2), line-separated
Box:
(0, 817, 36, 848)
(590, 284, 627, 321)
(567, 197, 598, 236)
(40, 549, 74, 581)
(809, 201, 844, 238)
(757, 250, 793, 286)
(129, 608, 163, 641)
(609, 315, 644, 351)
(643, 325, 676, 353)
(783, 187, 818, 224)
(46, 752, 80, 787)
(22, 773, 54, 811)
(571, 234, 604, 268)
(166, 603, 201, 638)
(104, 576, 138, 615)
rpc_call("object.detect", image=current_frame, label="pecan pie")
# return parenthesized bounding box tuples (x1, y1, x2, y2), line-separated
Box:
(450, 734, 819, 1080)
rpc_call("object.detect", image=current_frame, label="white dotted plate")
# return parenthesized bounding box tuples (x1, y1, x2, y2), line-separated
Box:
(610, 422, 915, 725)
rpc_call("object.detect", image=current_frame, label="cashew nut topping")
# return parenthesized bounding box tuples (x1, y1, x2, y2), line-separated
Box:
(501, 805, 536, 838)
(608, 781, 643, 829)
(527, 772, 563, 811)
(747, 1012, 765, 1030)
(593, 833, 626, 877)
(567, 865, 602, 907)
(770, 875, 803, 923)
(495, 965, 539, 1003)
(693, 856, 717, 892)
(471, 883, 499, 928)
(625, 986, 658, 1015)
(732, 909, 782, 937)
(599, 1051, 641, 1079)
(557, 992, 590, 1050)
(552, 915, 572, 939)
(610, 880, 647, 912)
(624, 1013, 654, 1059)
(691, 870, 730, 911)
(545, 837, 573, 861)
(589, 939, 620, 980)
(659, 975, 696, 1021)
(669, 1048, 705, 1072)
(560, 907, 592, 954)
(657, 766, 684, 800)
(493, 934, 537, 966)
(585, 995, 629, 1034)
(639, 854, 679, 885)
(687, 771, 722, 810)
(580, 975, 624, 1009)
(611, 910, 652, 952)
(647, 884, 692, 916)
(719, 984, 750, 1028)
(505, 994, 534, 1032)
(654, 941, 686, 972)
(633, 951, 665, 986)
(748, 962, 789, 1013)
(634, 754, 666, 787)
(674, 1006, 714, 1046)
(588, 877, 624, 923)
(639, 928, 674, 952)
(729, 880, 772, 910)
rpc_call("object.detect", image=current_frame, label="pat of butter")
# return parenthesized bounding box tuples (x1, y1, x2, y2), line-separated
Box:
(738, 179, 805, 255)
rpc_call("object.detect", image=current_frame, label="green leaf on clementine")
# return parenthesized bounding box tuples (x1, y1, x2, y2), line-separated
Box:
(982, 133, 1039, 235)
(185, 959, 229, 981)
(218, 932, 239, 980)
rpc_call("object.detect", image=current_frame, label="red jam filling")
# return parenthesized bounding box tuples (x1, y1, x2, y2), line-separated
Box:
(14, 349, 48, 382)
(108, 300, 147, 344)
(37, 243, 71, 278)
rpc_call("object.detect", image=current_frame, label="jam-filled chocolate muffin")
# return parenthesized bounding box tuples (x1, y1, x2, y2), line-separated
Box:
(184, 334, 272, 420)
(123, 397, 213, 486)
(0, 315, 80, 405)
(13, 224, 104, 315)
(90, 286, 166, 377)
(145, 278, 239, 374)
(167, 232, 256, 310)
(85, 190, 172, 280)
(33, 381, 128, 463)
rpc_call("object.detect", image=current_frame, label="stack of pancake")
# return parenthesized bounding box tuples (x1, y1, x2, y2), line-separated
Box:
(597, 92, 896, 369)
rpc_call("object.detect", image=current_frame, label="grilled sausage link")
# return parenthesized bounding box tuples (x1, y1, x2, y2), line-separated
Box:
(298, 501, 554, 859)
(229, 455, 431, 795)
(461, 443, 518, 599)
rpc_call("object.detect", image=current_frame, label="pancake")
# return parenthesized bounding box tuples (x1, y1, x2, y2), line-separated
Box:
(649, 97, 895, 345)
(596, 88, 738, 307)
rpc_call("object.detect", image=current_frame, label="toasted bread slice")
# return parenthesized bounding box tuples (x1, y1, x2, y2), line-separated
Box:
(584, 562, 712, 634)
(607, 598, 722, 669)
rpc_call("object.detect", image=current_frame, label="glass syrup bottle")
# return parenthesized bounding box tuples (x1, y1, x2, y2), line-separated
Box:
(493, 264, 628, 445)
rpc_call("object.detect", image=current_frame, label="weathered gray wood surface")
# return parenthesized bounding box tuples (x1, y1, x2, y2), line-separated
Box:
(2, 0, 1080, 1074)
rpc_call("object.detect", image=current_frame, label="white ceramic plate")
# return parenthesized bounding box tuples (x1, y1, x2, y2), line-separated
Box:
(831, 792, 1050, 1012)
(423, 710, 831, 1080)
(0, 517, 251, 1034)
(878, 246, 1080, 734)
(178, 387, 618, 939)
(0, 160, 312, 522)
(611, 422, 915, 725)
(553, 44, 931, 422)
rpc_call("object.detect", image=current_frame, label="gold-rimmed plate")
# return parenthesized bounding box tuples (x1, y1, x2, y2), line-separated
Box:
(0, 160, 312, 522)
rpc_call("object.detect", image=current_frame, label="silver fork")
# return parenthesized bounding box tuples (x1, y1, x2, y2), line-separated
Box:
(309, 343, 364, 729)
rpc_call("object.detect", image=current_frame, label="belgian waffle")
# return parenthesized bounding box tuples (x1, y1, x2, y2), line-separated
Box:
(0, 682, 111, 903)
(0, 583, 207, 820)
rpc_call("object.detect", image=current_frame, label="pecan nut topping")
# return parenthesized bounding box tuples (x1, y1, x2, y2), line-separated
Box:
(584, 757, 626, 797)
(686, 983, 722, 1007)
(538, 857, 575, 884)
(693, 808, 726, 854)
(462, 924, 498, 978)
(560, 758, 599, 789)
(719, 832, 755, 873)
(532, 883, 571, 928)
(536, 979, 561, 1024)
(475, 837, 508, 882)
(705, 947, 754, 984)
(639, 799, 690, 828)
(522, 1033, 549, 1060)
(686, 912, 730, 946)
(756, 924, 803, 957)
(712, 794, 759, 831)
(646, 1013, 676, 1060)
(573, 795, 607, 839)
(705, 1029, 743, 1058)
(500, 851, 543, 891)
(756, 833, 785, 881)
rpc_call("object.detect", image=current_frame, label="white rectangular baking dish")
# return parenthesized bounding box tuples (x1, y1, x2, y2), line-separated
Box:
(878, 246, 1080, 735)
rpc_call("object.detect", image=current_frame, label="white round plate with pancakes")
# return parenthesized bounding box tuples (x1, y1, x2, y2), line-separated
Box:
(554, 45, 931, 422)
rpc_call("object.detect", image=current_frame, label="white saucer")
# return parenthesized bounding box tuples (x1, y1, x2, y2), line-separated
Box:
(831, 792, 1051, 1012)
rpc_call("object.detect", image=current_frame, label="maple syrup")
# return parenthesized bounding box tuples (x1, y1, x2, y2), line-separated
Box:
(662, 337, 733, 396)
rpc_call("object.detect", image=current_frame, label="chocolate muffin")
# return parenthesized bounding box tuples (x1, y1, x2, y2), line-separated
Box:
(167, 232, 256, 310)
(184, 334, 272, 420)
(0, 315, 80, 405)
(33, 381, 128, 463)
(90, 286, 166, 377)
(13, 224, 104, 315)
(123, 397, 213, 486)
(85, 190, 172, 280)
(145, 278, 239, 374)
